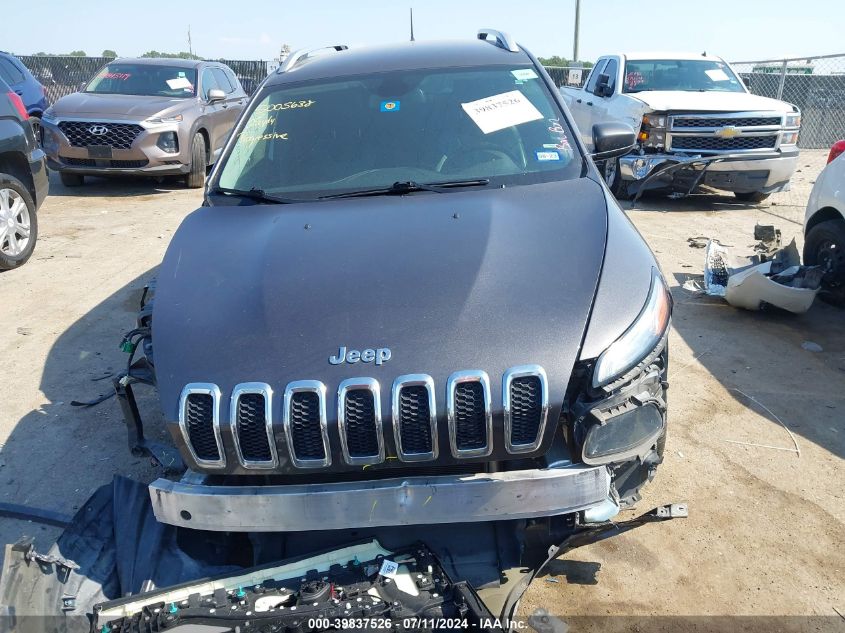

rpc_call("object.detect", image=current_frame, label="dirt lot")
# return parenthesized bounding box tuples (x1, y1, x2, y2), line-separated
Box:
(1, 154, 843, 629)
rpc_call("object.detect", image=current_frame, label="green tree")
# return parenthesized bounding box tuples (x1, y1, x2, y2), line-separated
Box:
(102, 49, 118, 58)
(68, 50, 86, 57)
(538, 55, 570, 67)
(140, 50, 202, 60)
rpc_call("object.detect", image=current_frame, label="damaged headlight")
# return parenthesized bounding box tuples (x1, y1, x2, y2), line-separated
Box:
(638, 113, 667, 148)
(582, 402, 665, 465)
(784, 113, 801, 128)
(593, 269, 672, 387)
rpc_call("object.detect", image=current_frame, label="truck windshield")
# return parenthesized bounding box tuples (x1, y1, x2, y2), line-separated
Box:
(216, 66, 581, 199)
(85, 63, 197, 98)
(623, 59, 745, 93)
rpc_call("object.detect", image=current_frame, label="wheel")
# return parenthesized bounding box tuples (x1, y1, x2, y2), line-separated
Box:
(804, 219, 845, 285)
(734, 191, 770, 203)
(602, 158, 631, 200)
(0, 174, 38, 271)
(60, 171, 84, 187)
(185, 133, 206, 189)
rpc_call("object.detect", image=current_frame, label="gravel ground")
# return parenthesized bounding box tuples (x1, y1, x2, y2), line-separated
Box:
(0, 154, 842, 629)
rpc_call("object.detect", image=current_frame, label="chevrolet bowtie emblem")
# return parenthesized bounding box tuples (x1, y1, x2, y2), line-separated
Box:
(714, 126, 741, 139)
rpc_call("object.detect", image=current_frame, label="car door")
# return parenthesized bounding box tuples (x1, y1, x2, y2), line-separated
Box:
(590, 57, 622, 130)
(210, 67, 246, 155)
(0, 56, 27, 104)
(199, 67, 229, 160)
(572, 58, 608, 149)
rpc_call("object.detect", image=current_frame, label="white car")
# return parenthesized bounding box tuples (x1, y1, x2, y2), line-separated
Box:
(804, 140, 845, 284)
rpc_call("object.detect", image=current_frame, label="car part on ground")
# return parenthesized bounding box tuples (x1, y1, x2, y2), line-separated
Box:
(560, 53, 801, 201)
(0, 76, 48, 270)
(0, 475, 687, 632)
(39, 58, 247, 187)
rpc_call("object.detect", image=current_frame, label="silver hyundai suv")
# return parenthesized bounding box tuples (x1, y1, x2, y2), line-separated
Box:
(41, 58, 247, 188)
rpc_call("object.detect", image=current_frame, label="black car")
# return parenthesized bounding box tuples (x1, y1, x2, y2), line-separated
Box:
(117, 31, 671, 535)
(0, 75, 48, 270)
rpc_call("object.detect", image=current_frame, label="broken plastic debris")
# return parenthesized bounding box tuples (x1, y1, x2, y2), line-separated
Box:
(801, 341, 823, 353)
(725, 260, 819, 313)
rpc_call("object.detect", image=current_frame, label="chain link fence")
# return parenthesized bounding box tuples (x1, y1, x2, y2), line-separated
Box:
(732, 53, 845, 149)
(15, 55, 273, 102)
(543, 66, 588, 88)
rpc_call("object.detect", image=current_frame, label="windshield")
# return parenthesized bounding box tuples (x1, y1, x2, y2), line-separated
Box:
(85, 63, 197, 98)
(216, 65, 581, 199)
(623, 59, 745, 93)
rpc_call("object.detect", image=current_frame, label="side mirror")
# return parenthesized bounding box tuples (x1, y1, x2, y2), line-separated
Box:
(207, 88, 226, 103)
(591, 122, 636, 160)
(595, 74, 612, 97)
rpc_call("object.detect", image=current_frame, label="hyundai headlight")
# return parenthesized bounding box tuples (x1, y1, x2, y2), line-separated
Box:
(593, 269, 672, 387)
(146, 114, 184, 124)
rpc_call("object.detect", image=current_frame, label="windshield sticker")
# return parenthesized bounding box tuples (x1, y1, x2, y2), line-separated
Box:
(380, 100, 400, 112)
(511, 68, 539, 81)
(100, 72, 131, 81)
(461, 90, 543, 134)
(705, 68, 730, 81)
(626, 71, 645, 90)
(535, 150, 561, 161)
(166, 77, 193, 90)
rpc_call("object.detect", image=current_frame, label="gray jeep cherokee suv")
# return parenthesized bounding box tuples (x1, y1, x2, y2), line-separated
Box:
(41, 58, 247, 188)
(120, 31, 671, 534)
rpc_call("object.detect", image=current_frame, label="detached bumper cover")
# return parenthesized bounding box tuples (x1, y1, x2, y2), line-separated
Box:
(619, 150, 799, 193)
(149, 464, 611, 532)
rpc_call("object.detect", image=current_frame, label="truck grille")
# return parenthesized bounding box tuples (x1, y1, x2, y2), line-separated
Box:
(672, 116, 781, 128)
(671, 135, 777, 151)
(58, 121, 144, 149)
(179, 385, 225, 468)
(178, 366, 549, 470)
(232, 385, 276, 467)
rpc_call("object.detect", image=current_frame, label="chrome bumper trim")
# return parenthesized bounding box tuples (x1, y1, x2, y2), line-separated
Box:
(149, 464, 611, 532)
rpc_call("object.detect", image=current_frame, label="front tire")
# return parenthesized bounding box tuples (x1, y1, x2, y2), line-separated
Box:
(734, 191, 770, 203)
(0, 174, 38, 271)
(602, 158, 631, 200)
(185, 133, 206, 189)
(60, 172, 84, 187)
(804, 218, 845, 285)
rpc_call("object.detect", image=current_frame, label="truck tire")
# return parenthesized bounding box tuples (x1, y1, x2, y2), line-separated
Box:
(185, 133, 206, 189)
(60, 172, 84, 187)
(734, 191, 770, 203)
(804, 218, 845, 285)
(0, 174, 38, 271)
(602, 158, 631, 200)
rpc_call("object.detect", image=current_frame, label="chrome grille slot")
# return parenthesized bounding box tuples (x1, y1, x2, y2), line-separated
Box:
(338, 378, 384, 465)
(179, 383, 225, 468)
(392, 374, 438, 461)
(284, 381, 331, 468)
(447, 370, 492, 458)
(504, 366, 549, 454)
(231, 383, 276, 469)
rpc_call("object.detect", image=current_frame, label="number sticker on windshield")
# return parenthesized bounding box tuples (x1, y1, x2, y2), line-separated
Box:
(461, 90, 543, 134)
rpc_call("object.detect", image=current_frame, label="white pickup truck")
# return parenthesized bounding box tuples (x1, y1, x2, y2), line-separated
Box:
(560, 52, 801, 201)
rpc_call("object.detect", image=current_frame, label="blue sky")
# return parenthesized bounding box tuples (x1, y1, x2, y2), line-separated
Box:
(8, 0, 844, 62)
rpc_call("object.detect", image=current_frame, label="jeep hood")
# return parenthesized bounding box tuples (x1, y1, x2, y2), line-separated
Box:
(52, 91, 192, 120)
(153, 177, 609, 462)
(629, 90, 796, 113)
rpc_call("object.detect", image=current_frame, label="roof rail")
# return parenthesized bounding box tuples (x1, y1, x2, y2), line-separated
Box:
(477, 29, 519, 53)
(278, 45, 348, 73)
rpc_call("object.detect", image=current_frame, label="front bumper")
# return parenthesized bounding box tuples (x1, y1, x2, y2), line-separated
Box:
(40, 117, 191, 176)
(619, 149, 800, 194)
(149, 463, 611, 532)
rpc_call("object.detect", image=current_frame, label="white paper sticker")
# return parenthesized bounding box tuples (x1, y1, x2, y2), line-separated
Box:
(535, 150, 561, 161)
(461, 90, 543, 134)
(511, 68, 538, 81)
(705, 68, 730, 82)
(379, 560, 399, 578)
(166, 77, 193, 90)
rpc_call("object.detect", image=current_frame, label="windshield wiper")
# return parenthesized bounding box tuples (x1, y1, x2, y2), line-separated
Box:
(211, 186, 307, 204)
(319, 179, 490, 200)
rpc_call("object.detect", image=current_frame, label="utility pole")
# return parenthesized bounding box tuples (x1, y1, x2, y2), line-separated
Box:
(573, 0, 580, 62)
(410, 8, 415, 42)
(188, 25, 193, 57)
